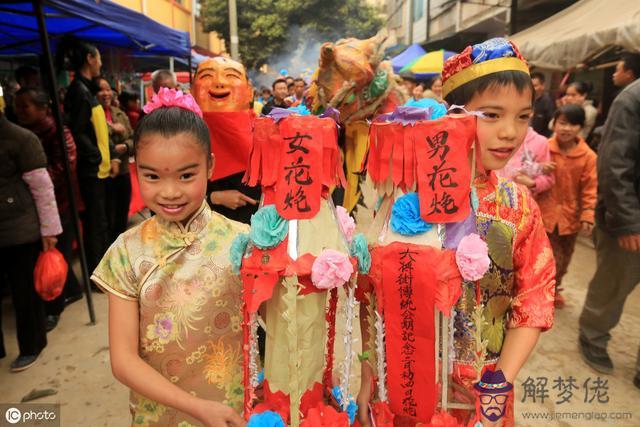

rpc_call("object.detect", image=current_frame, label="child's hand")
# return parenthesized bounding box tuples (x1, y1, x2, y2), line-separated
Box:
(581, 221, 594, 237)
(210, 190, 258, 210)
(195, 400, 245, 427)
(541, 161, 556, 174)
(514, 174, 535, 189)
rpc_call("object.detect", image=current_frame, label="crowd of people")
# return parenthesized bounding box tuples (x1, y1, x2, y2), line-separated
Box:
(0, 38, 181, 372)
(1, 32, 640, 426)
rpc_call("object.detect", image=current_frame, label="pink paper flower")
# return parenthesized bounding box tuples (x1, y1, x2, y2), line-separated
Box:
(311, 249, 354, 290)
(336, 206, 355, 243)
(143, 87, 203, 118)
(455, 233, 490, 281)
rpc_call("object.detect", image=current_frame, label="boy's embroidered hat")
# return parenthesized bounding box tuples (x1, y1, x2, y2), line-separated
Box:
(442, 38, 529, 99)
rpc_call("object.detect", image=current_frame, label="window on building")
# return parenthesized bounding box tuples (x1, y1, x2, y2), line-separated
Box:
(414, 0, 424, 21)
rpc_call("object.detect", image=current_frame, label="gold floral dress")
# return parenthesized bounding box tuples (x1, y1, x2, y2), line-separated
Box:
(92, 202, 248, 427)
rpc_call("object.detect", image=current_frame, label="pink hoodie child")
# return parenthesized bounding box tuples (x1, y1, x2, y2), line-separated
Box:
(498, 127, 554, 195)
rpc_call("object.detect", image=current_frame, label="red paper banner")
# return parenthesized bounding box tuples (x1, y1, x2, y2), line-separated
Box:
(275, 117, 324, 220)
(414, 116, 475, 223)
(244, 116, 343, 220)
(370, 242, 463, 423)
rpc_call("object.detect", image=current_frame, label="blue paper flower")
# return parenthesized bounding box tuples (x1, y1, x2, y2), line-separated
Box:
(331, 386, 358, 425)
(288, 103, 311, 115)
(249, 205, 288, 249)
(403, 98, 447, 119)
(349, 233, 371, 274)
(230, 233, 250, 274)
(390, 192, 432, 236)
(247, 411, 285, 427)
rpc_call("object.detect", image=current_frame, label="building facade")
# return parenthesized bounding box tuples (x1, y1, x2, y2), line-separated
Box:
(384, 0, 578, 52)
(111, 0, 225, 55)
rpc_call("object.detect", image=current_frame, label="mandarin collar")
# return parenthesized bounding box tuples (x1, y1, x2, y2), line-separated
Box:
(156, 201, 211, 239)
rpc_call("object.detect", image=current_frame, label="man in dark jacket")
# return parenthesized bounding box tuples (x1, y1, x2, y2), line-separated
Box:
(60, 41, 119, 274)
(261, 78, 289, 115)
(530, 72, 555, 137)
(579, 59, 640, 389)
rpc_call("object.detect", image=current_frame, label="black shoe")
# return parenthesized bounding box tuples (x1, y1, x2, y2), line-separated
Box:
(10, 354, 39, 372)
(45, 315, 60, 333)
(634, 373, 640, 390)
(579, 337, 613, 374)
(64, 292, 83, 306)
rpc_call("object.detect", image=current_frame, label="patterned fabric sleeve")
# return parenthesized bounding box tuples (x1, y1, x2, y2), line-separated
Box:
(508, 193, 556, 331)
(91, 235, 139, 301)
(22, 168, 63, 237)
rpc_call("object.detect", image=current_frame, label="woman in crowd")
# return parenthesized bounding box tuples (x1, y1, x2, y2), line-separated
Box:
(13, 87, 84, 331)
(0, 91, 61, 372)
(423, 75, 443, 102)
(562, 81, 598, 139)
(118, 90, 142, 129)
(95, 76, 133, 243)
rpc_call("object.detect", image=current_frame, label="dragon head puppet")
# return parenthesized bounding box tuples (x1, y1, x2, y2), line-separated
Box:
(307, 31, 405, 124)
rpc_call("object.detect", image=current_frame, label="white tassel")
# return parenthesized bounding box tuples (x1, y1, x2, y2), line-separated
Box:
(375, 311, 388, 403)
(339, 278, 358, 411)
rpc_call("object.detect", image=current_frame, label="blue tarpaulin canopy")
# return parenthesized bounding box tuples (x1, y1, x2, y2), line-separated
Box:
(0, 0, 191, 57)
(391, 43, 426, 73)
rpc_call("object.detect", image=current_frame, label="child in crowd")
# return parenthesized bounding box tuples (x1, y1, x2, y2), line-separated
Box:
(91, 88, 246, 427)
(498, 127, 554, 196)
(536, 104, 597, 309)
(358, 38, 556, 427)
(440, 38, 556, 427)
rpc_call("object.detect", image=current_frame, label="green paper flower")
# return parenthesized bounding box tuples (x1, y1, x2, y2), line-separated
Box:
(249, 205, 288, 249)
(229, 233, 250, 274)
(349, 233, 371, 274)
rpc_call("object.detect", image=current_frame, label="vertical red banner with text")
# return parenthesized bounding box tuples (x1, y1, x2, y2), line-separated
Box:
(379, 243, 438, 423)
(414, 116, 475, 223)
(275, 116, 324, 220)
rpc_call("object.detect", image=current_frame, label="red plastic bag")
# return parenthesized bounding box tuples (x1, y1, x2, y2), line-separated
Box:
(34, 248, 68, 301)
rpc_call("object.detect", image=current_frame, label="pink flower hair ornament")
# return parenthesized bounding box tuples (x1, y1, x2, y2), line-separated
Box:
(143, 87, 203, 118)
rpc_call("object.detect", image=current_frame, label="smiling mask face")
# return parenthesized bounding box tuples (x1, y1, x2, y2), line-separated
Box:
(193, 57, 253, 112)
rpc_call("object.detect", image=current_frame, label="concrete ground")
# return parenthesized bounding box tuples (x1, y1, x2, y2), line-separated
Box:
(2, 218, 639, 426)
